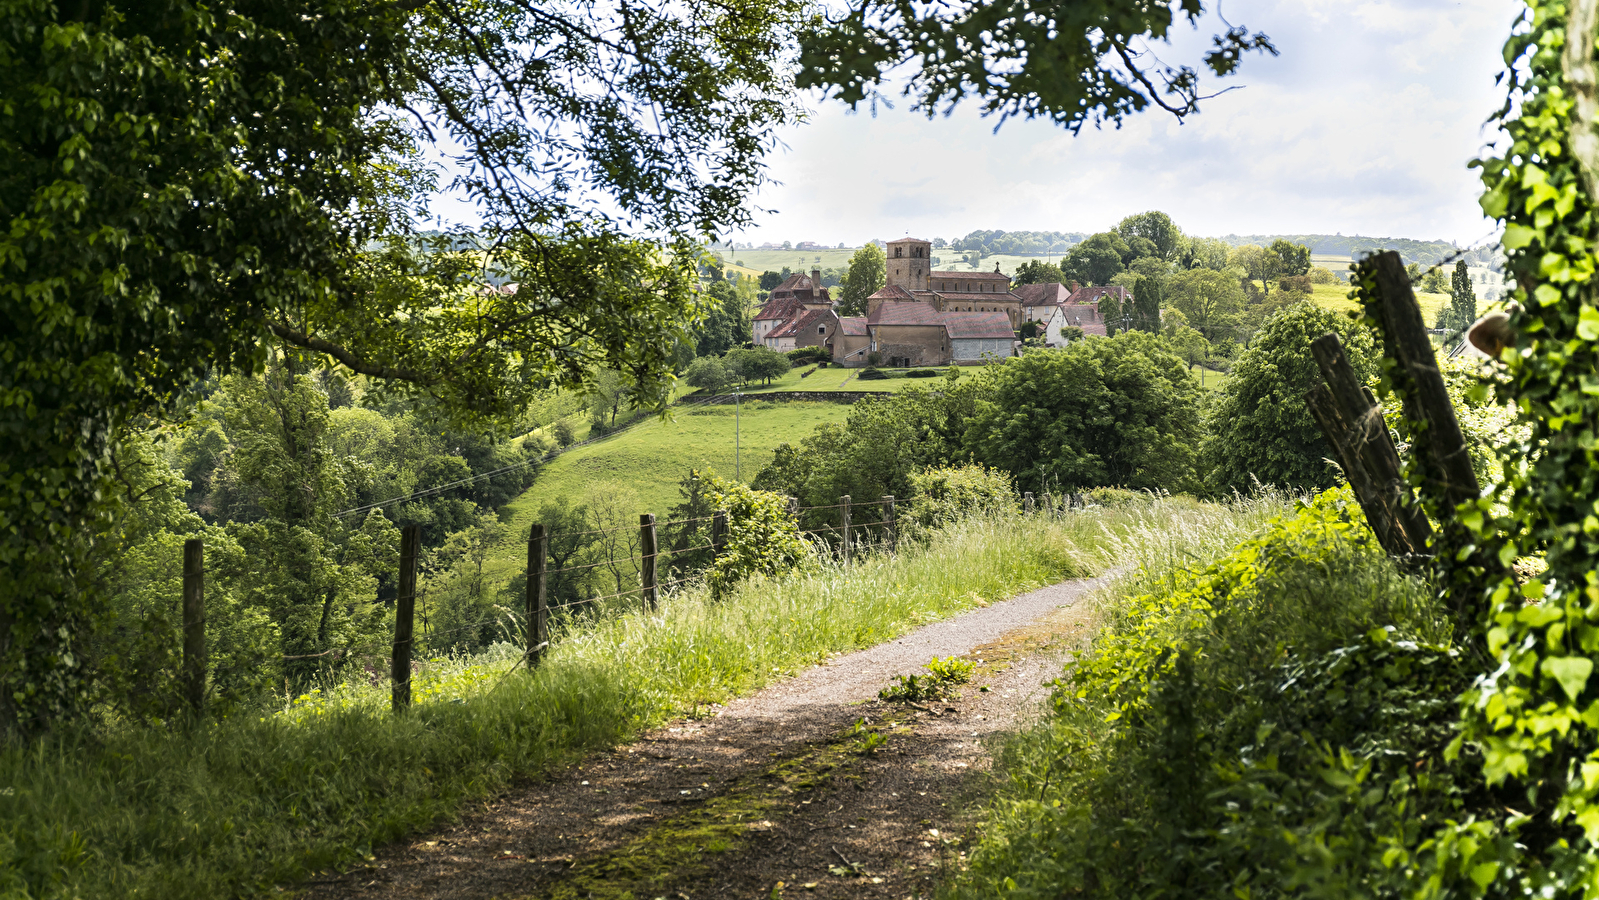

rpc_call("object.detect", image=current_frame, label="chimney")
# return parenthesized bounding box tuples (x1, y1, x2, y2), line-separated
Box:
(812, 268, 822, 295)
(1070, 281, 1080, 292)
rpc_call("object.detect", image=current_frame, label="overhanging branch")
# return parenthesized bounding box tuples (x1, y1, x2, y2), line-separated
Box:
(265, 321, 432, 384)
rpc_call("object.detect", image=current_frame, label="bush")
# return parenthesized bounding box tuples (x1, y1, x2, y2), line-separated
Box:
(1083, 486, 1142, 506)
(856, 366, 888, 380)
(703, 475, 809, 598)
(953, 489, 1470, 900)
(907, 465, 1019, 529)
(1307, 265, 1340, 284)
(1278, 274, 1313, 294)
(906, 368, 939, 378)
(1200, 302, 1375, 495)
(786, 346, 829, 364)
(551, 418, 577, 447)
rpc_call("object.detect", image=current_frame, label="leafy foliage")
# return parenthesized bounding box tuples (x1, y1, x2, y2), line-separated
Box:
(702, 476, 808, 599)
(879, 656, 975, 702)
(1200, 303, 1376, 494)
(797, 0, 1275, 131)
(906, 466, 1020, 531)
(954, 490, 1478, 900)
(838, 244, 886, 317)
(964, 335, 1203, 493)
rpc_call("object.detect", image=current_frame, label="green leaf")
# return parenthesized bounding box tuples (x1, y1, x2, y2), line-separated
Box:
(1542, 656, 1593, 701)
(1580, 306, 1599, 341)
(1502, 223, 1537, 248)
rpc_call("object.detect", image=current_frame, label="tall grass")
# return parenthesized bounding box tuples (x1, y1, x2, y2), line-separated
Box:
(0, 497, 1283, 899)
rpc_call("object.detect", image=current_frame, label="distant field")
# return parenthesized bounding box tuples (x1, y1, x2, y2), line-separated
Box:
(721, 248, 859, 273)
(485, 400, 852, 583)
(1306, 281, 1450, 323)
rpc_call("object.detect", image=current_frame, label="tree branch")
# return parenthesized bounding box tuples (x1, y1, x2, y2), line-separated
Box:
(265, 321, 433, 384)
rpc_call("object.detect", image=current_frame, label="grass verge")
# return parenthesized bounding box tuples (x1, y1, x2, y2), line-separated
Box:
(0, 500, 1267, 899)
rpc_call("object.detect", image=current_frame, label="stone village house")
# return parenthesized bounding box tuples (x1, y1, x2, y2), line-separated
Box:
(752, 238, 1128, 365)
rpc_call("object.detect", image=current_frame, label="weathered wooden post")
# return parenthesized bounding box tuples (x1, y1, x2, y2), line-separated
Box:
(392, 524, 420, 712)
(1023, 492, 1034, 514)
(182, 538, 206, 713)
(882, 495, 896, 554)
(640, 513, 658, 611)
(840, 495, 852, 565)
(526, 523, 549, 668)
(711, 510, 728, 559)
(1368, 252, 1482, 509)
(1306, 384, 1412, 557)
(1309, 333, 1432, 554)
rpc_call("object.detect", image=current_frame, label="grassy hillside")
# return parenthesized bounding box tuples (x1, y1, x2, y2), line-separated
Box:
(720, 248, 859, 273)
(486, 400, 853, 582)
(1306, 281, 1450, 323)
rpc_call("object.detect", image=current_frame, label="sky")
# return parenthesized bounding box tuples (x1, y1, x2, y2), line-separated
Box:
(727, 0, 1523, 249)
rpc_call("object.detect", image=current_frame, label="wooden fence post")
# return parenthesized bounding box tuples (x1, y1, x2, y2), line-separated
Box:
(882, 495, 896, 554)
(1023, 492, 1034, 514)
(1368, 252, 1482, 509)
(712, 510, 728, 559)
(1309, 333, 1432, 556)
(526, 523, 549, 668)
(1306, 384, 1412, 557)
(840, 495, 852, 565)
(640, 513, 658, 611)
(392, 524, 420, 713)
(182, 538, 206, 713)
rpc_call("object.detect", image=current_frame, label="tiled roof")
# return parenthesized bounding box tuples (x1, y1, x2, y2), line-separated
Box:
(770, 273, 831, 303)
(867, 300, 945, 327)
(943, 311, 1016, 340)
(768, 309, 830, 339)
(867, 284, 918, 302)
(1012, 282, 1072, 306)
(887, 236, 930, 244)
(930, 270, 1009, 280)
(753, 295, 803, 322)
(838, 316, 868, 336)
(1067, 285, 1130, 305)
(934, 291, 1021, 302)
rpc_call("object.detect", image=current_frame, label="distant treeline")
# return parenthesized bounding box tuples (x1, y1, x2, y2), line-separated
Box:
(1209, 234, 1494, 268)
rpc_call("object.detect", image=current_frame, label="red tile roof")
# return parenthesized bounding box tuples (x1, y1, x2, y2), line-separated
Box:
(838, 316, 868, 336)
(942, 311, 1016, 340)
(1012, 283, 1072, 306)
(768, 308, 831, 339)
(867, 284, 918, 302)
(867, 300, 945, 326)
(887, 237, 930, 243)
(753, 296, 803, 322)
(934, 291, 1021, 302)
(1067, 285, 1130, 305)
(770, 273, 831, 303)
(930, 270, 1008, 280)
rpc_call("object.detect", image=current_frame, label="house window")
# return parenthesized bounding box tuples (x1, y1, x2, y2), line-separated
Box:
(817, 324, 826, 335)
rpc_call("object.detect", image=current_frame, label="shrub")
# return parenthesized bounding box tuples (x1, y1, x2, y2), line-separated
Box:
(1083, 486, 1142, 506)
(908, 465, 1019, 529)
(906, 368, 939, 378)
(1307, 265, 1340, 284)
(1199, 302, 1376, 495)
(954, 488, 1468, 900)
(786, 346, 829, 365)
(1278, 274, 1313, 294)
(551, 418, 577, 447)
(703, 475, 809, 598)
(856, 366, 888, 380)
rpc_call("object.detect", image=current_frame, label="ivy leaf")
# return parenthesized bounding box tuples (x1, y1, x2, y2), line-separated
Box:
(1502, 223, 1537, 249)
(1541, 656, 1593, 701)
(1579, 306, 1599, 341)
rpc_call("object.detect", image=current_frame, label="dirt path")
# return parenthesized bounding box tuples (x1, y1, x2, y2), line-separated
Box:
(299, 577, 1105, 900)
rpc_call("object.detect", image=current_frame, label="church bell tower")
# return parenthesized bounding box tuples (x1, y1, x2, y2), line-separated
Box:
(884, 237, 932, 292)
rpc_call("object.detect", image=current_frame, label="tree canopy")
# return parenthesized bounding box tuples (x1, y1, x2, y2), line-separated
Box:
(838, 244, 887, 317)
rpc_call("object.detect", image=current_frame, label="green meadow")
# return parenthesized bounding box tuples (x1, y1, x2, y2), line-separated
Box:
(486, 400, 854, 582)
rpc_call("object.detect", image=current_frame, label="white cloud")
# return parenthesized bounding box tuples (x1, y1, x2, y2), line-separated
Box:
(731, 0, 1520, 247)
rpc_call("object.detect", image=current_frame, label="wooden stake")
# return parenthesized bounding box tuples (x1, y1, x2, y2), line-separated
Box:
(1306, 384, 1414, 557)
(882, 495, 896, 554)
(712, 510, 727, 559)
(182, 538, 206, 713)
(640, 513, 658, 611)
(1023, 492, 1034, 514)
(526, 523, 549, 668)
(393, 524, 420, 712)
(840, 495, 852, 565)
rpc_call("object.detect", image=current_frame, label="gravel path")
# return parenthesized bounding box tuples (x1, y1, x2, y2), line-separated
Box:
(300, 576, 1107, 900)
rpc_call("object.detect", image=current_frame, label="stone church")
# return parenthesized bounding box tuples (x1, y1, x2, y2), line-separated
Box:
(863, 237, 1021, 366)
